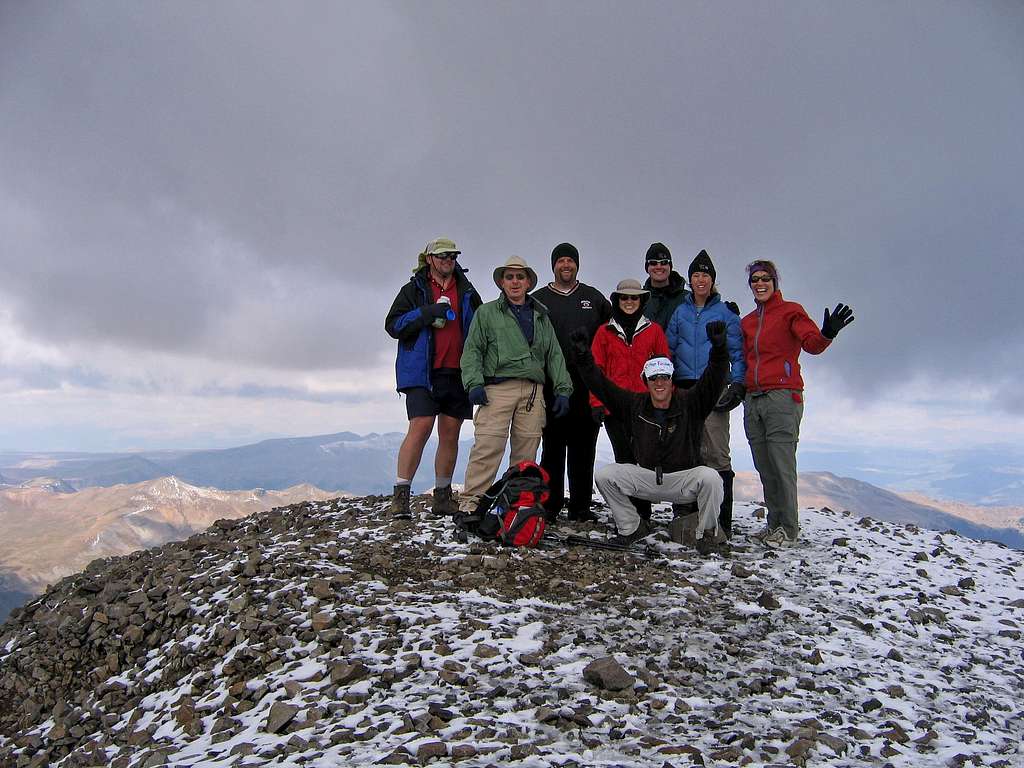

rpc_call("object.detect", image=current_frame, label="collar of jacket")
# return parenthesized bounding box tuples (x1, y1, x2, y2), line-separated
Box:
(497, 294, 545, 315)
(414, 264, 472, 294)
(638, 389, 685, 420)
(607, 314, 653, 342)
(756, 290, 784, 313)
(684, 291, 721, 309)
(643, 271, 686, 296)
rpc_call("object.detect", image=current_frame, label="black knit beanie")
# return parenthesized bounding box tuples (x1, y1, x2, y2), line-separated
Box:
(687, 249, 716, 282)
(551, 242, 579, 269)
(645, 242, 671, 266)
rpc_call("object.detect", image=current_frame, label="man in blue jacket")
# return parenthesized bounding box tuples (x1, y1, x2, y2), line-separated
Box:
(384, 238, 482, 519)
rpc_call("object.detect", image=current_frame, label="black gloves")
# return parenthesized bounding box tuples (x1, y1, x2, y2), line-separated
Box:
(591, 405, 607, 425)
(468, 386, 489, 406)
(705, 320, 727, 350)
(551, 395, 571, 419)
(713, 382, 747, 412)
(822, 303, 854, 339)
(567, 328, 592, 364)
(421, 302, 451, 322)
(725, 300, 740, 316)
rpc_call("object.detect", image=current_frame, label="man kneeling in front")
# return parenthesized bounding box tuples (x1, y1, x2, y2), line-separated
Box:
(567, 321, 729, 553)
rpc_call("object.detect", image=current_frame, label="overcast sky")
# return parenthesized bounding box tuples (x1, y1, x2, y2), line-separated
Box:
(1, 1, 1022, 460)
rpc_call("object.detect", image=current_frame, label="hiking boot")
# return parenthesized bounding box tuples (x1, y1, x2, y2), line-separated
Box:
(695, 527, 728, 556)
(431, 485, 458, 516)
(607, 518, 651, 548)
(668, 512, 699, 545)
(389, 484, 412, 520)
(568, 507, 597, 524)
(751, 525, 773, 543)
(762, 527, 797, 548)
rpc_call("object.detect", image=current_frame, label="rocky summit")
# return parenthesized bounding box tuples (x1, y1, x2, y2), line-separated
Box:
(1, 496, 1022, 767)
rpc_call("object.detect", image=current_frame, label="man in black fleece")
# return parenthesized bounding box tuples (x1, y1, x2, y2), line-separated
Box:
(567, 321, 729, 552)
(531, 242, 612, 523)
(641, 242, 689, 330)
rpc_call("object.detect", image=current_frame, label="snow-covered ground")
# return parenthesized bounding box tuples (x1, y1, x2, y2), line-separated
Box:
(1, 498, 1022, 767)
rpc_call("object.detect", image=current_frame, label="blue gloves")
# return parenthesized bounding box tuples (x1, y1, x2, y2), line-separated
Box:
(551, 395, 571, 419)
(468, 386, 489, 406)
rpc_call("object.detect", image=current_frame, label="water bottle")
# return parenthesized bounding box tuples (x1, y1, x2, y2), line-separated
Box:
(432, 295, 457, 328)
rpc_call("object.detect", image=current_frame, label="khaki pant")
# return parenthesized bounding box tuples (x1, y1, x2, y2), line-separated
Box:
(700, 406, 732, 471)
(460, 380, 546, 512)
(595, 462, 724, 538)
(743, 389, 803, 538)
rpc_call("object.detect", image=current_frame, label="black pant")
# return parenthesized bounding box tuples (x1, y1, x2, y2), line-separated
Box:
(541, 388, 599, 517)
(604, 414, 653, 520)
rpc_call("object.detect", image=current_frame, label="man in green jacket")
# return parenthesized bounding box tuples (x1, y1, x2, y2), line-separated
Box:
(459, 255, 573, 513)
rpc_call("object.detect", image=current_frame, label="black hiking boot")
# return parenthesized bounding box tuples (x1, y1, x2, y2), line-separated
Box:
(607, 519, 652, 548)
(568, 506, 597, 524)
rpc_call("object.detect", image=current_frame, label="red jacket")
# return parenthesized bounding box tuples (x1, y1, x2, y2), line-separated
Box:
(741, 291, 831, 392)
(590, 316, 670, 411)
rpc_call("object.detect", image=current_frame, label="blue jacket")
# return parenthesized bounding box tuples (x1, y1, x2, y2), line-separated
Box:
(666, 293, 745, 385)
(385, 266, 481, 392)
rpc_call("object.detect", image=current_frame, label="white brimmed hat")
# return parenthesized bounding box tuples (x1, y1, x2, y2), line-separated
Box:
(611, 278, 649, 299)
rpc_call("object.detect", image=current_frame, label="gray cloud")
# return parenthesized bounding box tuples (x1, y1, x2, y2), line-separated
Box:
(1, 1, 1022, 401)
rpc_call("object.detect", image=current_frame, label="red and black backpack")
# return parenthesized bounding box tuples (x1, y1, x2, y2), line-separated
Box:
(457, 461, 550, 547)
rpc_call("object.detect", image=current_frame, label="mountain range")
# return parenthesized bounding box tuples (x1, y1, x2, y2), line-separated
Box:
(0, 433, 405, 494)
(0, 477, 338, 621)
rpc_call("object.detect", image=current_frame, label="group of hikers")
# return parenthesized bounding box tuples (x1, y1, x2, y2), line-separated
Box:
(385, 238, 854, 553)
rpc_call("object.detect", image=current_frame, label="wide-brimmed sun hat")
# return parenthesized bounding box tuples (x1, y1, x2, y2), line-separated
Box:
(492, 255, 538, 291)
(610, 278, 649, 299)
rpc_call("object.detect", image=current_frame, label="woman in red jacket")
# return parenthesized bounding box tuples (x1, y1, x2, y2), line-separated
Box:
(591, 278, 670, 521)
(741, 260, 854, 548)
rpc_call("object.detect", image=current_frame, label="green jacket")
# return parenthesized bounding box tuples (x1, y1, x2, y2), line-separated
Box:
(461, 296, 573, 396)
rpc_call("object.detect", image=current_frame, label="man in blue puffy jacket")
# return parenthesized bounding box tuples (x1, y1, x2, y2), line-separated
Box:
(666, 250, 746, 535)
(384, 238, 482, 520)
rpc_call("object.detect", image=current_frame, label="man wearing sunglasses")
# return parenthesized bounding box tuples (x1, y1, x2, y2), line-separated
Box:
(458, 255, 573, 517)
(385, 238, 482, 520)
(642, 242, 689, 330)
(567, 321, 730, 552)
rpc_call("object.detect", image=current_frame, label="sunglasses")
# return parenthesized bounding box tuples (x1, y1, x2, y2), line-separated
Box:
(503, 272, 528, 281)
(618, 295, 641, 301)
(431, 252, 459, 261)
(646, 259, 671, 267)
(749, 275, 774, 284)
(647, 374, 672, 382)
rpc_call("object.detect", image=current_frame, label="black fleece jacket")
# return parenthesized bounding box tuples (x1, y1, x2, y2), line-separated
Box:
(577, 343, 728, 474)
